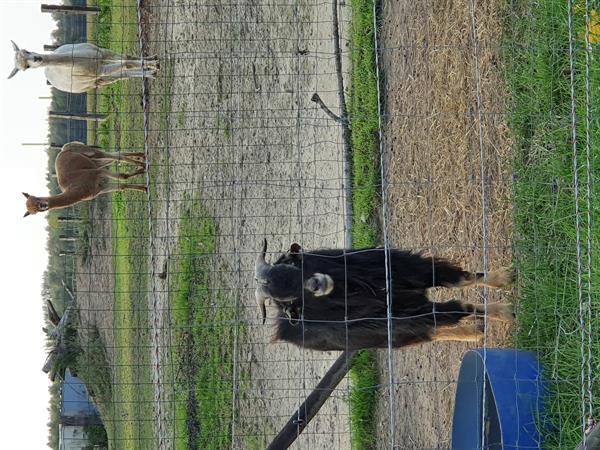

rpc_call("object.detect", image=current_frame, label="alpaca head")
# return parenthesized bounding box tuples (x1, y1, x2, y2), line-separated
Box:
(8, 41, 43, 79)
(23, 193, 49, 217)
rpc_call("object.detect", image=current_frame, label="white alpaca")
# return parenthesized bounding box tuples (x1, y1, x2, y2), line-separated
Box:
(8, 41, 159, 93)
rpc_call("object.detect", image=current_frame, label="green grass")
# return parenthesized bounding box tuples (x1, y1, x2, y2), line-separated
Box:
(170, 200, 237, 450)
(503, 0, 600, 447)
(347, 0, 382, 447)
(349, 0, 381, 249)
(92, 1, 155, 448)
(93, 1, 237, 448)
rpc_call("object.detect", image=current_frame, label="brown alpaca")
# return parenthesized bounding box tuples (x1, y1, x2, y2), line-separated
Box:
(23, 141, 147, 217)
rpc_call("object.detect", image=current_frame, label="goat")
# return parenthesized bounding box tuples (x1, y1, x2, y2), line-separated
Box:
(254, 240, 513, 351)
(23, 142, 147, 217)
(8, 41, 158, 93)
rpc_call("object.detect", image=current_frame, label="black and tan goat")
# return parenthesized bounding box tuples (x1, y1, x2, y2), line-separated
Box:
(254, 240, 513, 351)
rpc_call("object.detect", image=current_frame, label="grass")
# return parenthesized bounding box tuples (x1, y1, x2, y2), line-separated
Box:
(91, 2, 236, 448)
(347, 0, 382, 447)
(503, 0, 600, 447)
(91, 1, 155, 448)
(169, 200, 238, 450)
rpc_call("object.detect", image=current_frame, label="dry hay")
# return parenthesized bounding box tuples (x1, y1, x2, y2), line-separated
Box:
(376, 0, 514, 446)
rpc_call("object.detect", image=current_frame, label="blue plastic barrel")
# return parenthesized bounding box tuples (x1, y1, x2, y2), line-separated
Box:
(451, 348, 545, 450)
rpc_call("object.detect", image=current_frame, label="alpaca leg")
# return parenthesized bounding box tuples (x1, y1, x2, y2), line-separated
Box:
(125, 152, 146, 158)
(99, 63, 130, 77)
(95, 76, 121, 88)
(102, 168, 145, 181)
(94, 155, 144, 168)
(118, 184, 147, 193)
(108, 151, 145, 167)
(100, 49, 130, 61)
(142, 57, 159, 70)
(123, 60, 144, 70)
(127, 58, 158, 69)
(99, 64, 156, 79)
(95, 72, 144, 87)
(67, 145, 145, 168)
(101, 51, 157, 71)
(101, 68, 156, 79)
(98, 184, 147, 196)
(99, 48, 147, 64)
(121, 152, 146, 165)
(121, 69, 156, 79)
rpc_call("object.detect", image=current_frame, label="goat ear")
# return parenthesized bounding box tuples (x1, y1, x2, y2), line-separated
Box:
(23, 211, 30, 218)
(290, 243, 302, 254)
(10, 40, 19, 52)
(8, 67, 19, 79)
(22, 192, 30, 198)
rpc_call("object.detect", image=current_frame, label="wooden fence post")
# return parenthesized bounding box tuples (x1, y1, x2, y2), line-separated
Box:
(41, 5, 100, 15)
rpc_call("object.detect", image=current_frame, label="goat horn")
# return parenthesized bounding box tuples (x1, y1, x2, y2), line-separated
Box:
(255, 287, 268, 325)
(255, 238, 270, 280)
(22, 192, 30, 198)
(10, 40, 19, 52)
(255, 239, 271, 324)
(8, 67, 19, 79)
(23, 211, 30, 218)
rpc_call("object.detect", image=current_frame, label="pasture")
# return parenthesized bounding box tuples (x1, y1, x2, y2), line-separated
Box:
(44, 0, 600, 448)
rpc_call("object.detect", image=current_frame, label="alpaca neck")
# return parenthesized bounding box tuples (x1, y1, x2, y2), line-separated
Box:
(40, 53, 88, 67)
(45, 191, 88, 210)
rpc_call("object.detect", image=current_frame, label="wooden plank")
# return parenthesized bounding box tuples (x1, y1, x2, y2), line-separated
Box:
(266, 350, 358, 450)
(49, 111, 107, 122)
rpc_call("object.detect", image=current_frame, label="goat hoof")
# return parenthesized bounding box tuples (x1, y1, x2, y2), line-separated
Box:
(488, 303, 515, 323)
(487, 267, 515, 289)
(473, 321, 485, 337)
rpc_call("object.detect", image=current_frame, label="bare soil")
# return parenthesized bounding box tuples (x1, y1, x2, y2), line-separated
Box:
(141, 1, 354, 448)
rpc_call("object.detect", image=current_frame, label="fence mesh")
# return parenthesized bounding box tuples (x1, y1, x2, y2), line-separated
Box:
(24, 0, 600, 448)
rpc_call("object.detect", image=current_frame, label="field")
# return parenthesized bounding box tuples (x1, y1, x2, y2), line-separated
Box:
(65, 0, 600, 448)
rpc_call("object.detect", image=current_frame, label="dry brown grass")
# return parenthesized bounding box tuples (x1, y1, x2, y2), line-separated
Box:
(375, 0, 514, 446)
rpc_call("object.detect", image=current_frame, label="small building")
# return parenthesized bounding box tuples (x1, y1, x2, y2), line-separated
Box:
(59, 370, 104, 450)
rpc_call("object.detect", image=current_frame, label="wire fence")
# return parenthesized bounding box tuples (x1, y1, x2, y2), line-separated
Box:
(27, 0, 599, 448)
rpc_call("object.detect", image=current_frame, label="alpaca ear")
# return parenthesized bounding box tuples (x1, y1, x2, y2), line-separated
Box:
(22, 192, 30, 198)
(23, 211, 30, 218)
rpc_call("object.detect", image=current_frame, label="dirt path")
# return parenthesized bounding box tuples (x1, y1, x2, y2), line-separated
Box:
(142, 1, 353, 447)
(375, 0, 513, 447)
